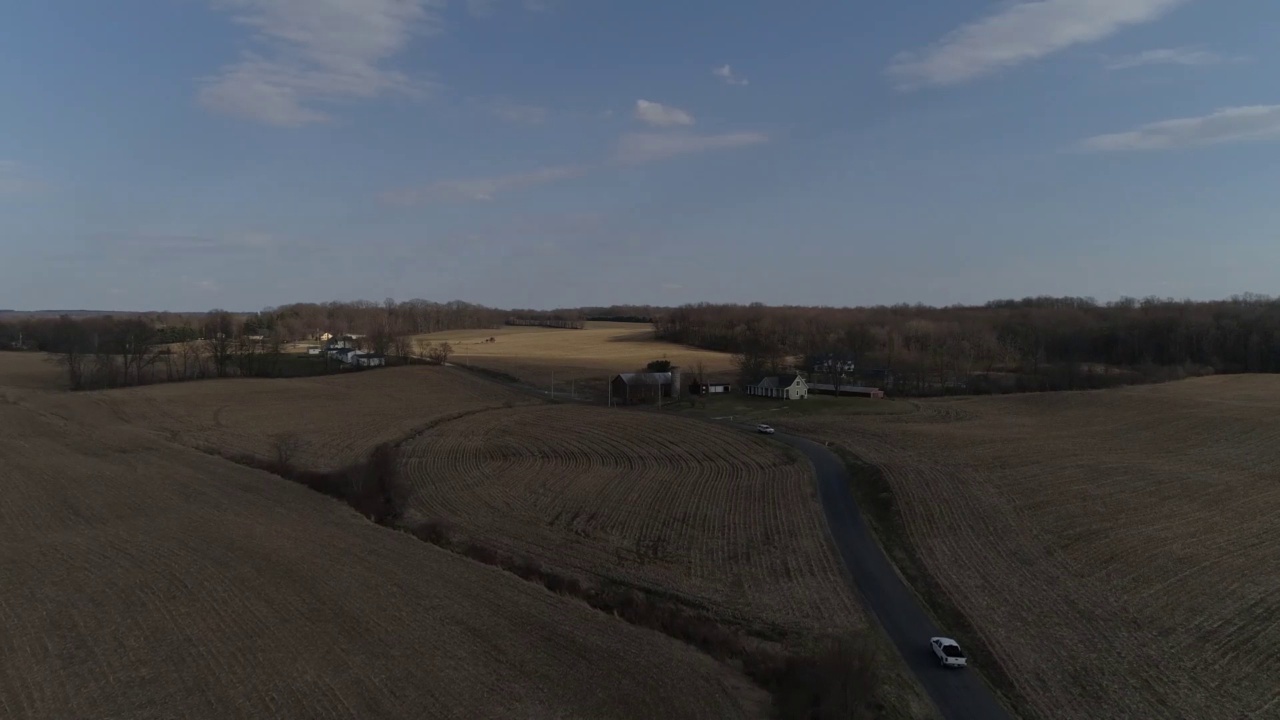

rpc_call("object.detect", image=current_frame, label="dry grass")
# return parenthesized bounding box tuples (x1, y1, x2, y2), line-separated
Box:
(0, 352, 67, 392)
(399, 404, 865, 639)
(80, 366, 538, 471)
(0, 395, 769, 719)
(776, 375, 1280, 720)
(414, 321, 736, 388)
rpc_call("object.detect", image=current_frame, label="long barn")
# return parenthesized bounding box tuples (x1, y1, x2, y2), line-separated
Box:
(610, 369, 681, 405)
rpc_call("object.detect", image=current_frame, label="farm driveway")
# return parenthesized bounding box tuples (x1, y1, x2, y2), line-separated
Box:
(771, 430, 1014, 720)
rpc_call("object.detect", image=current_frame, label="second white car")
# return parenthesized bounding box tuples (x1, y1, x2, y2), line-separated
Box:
(756, 424, 775, 435)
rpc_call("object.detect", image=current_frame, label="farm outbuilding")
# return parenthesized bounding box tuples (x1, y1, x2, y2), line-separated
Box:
(690, 382, 731, 395)
(746, 375, 809, 400)
(807, 383, 885, 399)
(355, 353, 387, 368)
(610, 368, 681, 405)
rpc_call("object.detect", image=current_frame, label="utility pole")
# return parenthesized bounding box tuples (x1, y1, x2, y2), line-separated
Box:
(551, 370, 555, 399)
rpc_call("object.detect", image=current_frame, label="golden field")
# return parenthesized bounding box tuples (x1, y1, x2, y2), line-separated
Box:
(775, 375, 1280, 720)
(414, 321, 736, 389)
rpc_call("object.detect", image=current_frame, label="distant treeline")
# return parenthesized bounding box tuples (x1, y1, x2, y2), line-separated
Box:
(586, 315, 654, 324)
(9, 294, 1280, 396)
(654, 295, 1280, 395)
(505, 318, 585, 329)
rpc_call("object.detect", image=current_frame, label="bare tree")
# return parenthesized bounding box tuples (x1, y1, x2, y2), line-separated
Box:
(391, 334, 412, 365)
(203, 311, 237, 378)
(427, 341, 453, 365)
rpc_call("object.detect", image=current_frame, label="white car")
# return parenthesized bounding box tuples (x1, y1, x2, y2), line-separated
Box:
(930, 637, 967, 668)
(756, 424, 775, 435)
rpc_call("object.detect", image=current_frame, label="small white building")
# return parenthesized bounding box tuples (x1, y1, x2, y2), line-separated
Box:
(306, 346, 322, 355)
(746, 374, 809, 400)
(355, 353, 386, 368)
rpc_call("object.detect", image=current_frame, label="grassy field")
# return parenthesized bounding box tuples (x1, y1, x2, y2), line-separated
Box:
(775, 375, 1280, 720)
(414, 321, 736, 394)
(399, 404, 865, 640)
(0, 392, 768, 719)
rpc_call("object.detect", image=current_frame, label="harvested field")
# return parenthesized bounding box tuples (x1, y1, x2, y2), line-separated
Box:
(400, 404, 864, 638)
(775, 375, 1280, 720)
(0, 352, 66, 392)
(0, 395, 768, 719)
(414, 321, 735, 391)
(81, 366, 537, 471)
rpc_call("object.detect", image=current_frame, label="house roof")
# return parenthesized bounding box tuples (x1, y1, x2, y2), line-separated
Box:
(615, 372, 672, 385)
(753, 374, 800, 389)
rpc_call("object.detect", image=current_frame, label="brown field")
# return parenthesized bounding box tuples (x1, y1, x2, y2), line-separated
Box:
(0, 394, 768, 719)
(82, 366, 538, 470)
(0, 352, 67, 392)
(399, 404, 864, 639)
(414, 321, 736, 389)
(775, 375, 1280, 720)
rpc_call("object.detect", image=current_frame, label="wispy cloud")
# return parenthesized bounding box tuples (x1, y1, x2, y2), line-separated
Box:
(380, 164, 590, 205)
(199, 0, 439, 126)
(485, 98, 549, 124)
(466, 0, 497, 18)
(0, 161, 46, 197)
(1079, 105, 1280, 151)
(1106, 46, 1228, 70)
(712, 64, 749, 86)
(888, 0, 1191, 89)
(87, 231, 286, 258)
(634, 100, 695, 128)
(616, 131, 768, 164)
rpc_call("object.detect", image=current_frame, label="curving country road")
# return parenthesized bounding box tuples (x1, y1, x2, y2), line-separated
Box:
(767, 430, 1014, 720)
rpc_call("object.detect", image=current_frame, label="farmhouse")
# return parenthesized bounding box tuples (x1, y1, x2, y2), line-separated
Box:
(746, 375, 809, 400)
(807, 383, 885, 399)
(610, 368, 682, 405)
(355, 353, 386, 368)
(328, 348, 358, 364)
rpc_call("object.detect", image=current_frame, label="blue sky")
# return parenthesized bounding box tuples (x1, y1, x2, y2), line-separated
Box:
(2, 0, 1277, 311)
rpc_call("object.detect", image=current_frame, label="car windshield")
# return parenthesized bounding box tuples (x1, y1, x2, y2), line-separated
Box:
(942, 645, 964, 658)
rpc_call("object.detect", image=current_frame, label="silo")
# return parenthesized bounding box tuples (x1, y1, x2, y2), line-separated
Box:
(669, 366, 681, 399)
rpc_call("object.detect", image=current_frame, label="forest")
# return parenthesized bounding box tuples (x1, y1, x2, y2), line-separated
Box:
(653, 295, 1280, 394)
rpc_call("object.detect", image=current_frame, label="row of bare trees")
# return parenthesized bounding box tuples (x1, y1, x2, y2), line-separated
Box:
(657, 295, 1280, 395)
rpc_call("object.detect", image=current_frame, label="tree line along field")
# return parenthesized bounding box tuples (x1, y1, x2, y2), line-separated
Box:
(0, 392, 767, 719)
(774, 375, 1280, 720)
(397, 404, 866, 640)
(412, 321, 737, 391)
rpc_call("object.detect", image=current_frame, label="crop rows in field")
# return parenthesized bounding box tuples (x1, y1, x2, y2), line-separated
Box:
(86, 366, 536, 470)
(778, 376, 1280, 720)
(399, 404, 864, 637)
(0, 397, 767, 720)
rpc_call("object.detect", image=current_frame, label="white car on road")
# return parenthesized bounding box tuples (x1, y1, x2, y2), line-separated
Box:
(930, 637, 967, 668)
(756, 424, 775, 435)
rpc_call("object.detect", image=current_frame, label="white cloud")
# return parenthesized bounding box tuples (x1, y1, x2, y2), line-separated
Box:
(1079, 105, 1280, 151)
(0, 161, 45, 197)
(200, 0, 439, 126)
(1106, 46, 1225, 70)
(380, 164, 590, 205)
(712, 64, 749, 86)
(634, 100, 695, 128)
(615, 131, 768, 164)
(888, 0, 1191, 89)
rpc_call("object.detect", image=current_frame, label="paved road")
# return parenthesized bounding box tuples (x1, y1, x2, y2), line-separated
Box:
(769, 430, 1014, 720)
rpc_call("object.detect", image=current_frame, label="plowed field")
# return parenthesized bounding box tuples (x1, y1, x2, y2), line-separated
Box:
(0, 395, 768, 719)
(83, 366, 536, 470)
(400, 404, 864, 637)
(777, 376, 1280, 720)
